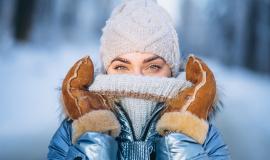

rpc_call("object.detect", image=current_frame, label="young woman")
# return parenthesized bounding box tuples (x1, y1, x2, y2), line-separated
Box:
(47, 0, 230, 159)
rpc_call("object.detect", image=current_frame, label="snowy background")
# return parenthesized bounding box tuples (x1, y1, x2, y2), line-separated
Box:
(0, 0, 270, 159)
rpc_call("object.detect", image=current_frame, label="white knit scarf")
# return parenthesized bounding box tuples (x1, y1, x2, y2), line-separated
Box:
(88, 73, 192, 138)
(119, 97, 157, 138)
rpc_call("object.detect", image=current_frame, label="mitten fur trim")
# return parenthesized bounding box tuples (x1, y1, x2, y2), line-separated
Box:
(156, 111, 209, 144)
(72, 110, 120, 143)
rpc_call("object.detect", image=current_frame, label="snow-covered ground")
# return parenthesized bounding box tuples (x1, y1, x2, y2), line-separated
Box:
(0, 43, 269, 159)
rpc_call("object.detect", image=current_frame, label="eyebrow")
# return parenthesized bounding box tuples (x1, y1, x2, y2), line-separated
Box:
(111, 55, 165, 64)
(143, 55, 165, 63)
(111, 57, 131, 64)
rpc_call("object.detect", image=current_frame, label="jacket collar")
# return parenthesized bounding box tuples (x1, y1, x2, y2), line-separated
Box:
(113, 102, 165, 141)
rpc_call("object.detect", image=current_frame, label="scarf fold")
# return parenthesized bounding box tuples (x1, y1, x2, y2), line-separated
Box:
(119, 97, 157, 139)
(88, 73, 192, 102)
(87, 73, 191, 139)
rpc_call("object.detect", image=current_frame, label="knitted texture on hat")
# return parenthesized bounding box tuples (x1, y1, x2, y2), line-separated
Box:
(99, 0, 181, 76)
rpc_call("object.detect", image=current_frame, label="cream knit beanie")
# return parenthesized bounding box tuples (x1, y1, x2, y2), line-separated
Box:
(99, 0, 181, 77)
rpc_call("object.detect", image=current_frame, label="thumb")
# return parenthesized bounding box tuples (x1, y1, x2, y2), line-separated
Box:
(185, 55, 203, 84)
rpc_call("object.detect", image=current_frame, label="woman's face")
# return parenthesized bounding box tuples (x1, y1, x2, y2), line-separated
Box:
(107, 52, 172, 77)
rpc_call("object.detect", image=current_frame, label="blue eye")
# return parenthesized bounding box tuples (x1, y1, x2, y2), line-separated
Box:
(149, 64, 161, 70)
(113, 65, 128, 70)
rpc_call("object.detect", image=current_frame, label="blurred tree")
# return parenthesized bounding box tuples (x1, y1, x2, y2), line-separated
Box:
(238, 0, 270, 73)
(243, 0, 258, 71)
(29, 0, 113, 44)
(178, 0, 270, 74)
(255, 0, 270, 73)
(13, 0, 36, 41)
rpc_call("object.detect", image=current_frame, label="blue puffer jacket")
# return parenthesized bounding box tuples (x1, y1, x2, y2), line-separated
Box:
(47, 102, 231, 160)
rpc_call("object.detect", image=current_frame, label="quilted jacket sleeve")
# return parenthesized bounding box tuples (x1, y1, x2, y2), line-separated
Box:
(155, 124, 231, 160)
(47, 119, 118, 160)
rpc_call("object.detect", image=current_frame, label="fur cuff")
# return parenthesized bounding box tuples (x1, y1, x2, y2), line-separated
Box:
(72, 110, 121, 143)
(156, 111, 209, 144)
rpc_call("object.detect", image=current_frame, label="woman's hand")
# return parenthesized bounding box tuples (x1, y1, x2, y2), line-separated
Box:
(156, 55, 217, 144)
(62, 56, 120, 143)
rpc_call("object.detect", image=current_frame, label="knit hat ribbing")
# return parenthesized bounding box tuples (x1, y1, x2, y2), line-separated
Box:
(99, 0, 181, 77)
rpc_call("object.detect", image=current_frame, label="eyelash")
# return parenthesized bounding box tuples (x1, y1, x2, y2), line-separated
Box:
(148, 64, 162, 70)
(113, 65, 128, 70)
(112, 64, 162, 71)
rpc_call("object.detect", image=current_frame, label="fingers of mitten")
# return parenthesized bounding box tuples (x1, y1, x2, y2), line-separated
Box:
(65, 56, 94, 89)
(185, 55, 216, 112)
(190, 55, 215, 84)
(62, 56, 95, 119)
(189, 56, 216, 111)
(197, 61, 216, 88)
(72, 110, 121, 144)
(77, 56, 95, 86)
(186, 55, 216, 87)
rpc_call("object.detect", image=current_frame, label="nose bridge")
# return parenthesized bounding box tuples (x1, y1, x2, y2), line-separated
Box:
(133, 66, 143, 76)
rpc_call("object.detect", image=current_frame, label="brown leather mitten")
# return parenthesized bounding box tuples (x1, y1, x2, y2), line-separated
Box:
(62, 56, 120, 143)
(156, 55, 217, 144)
